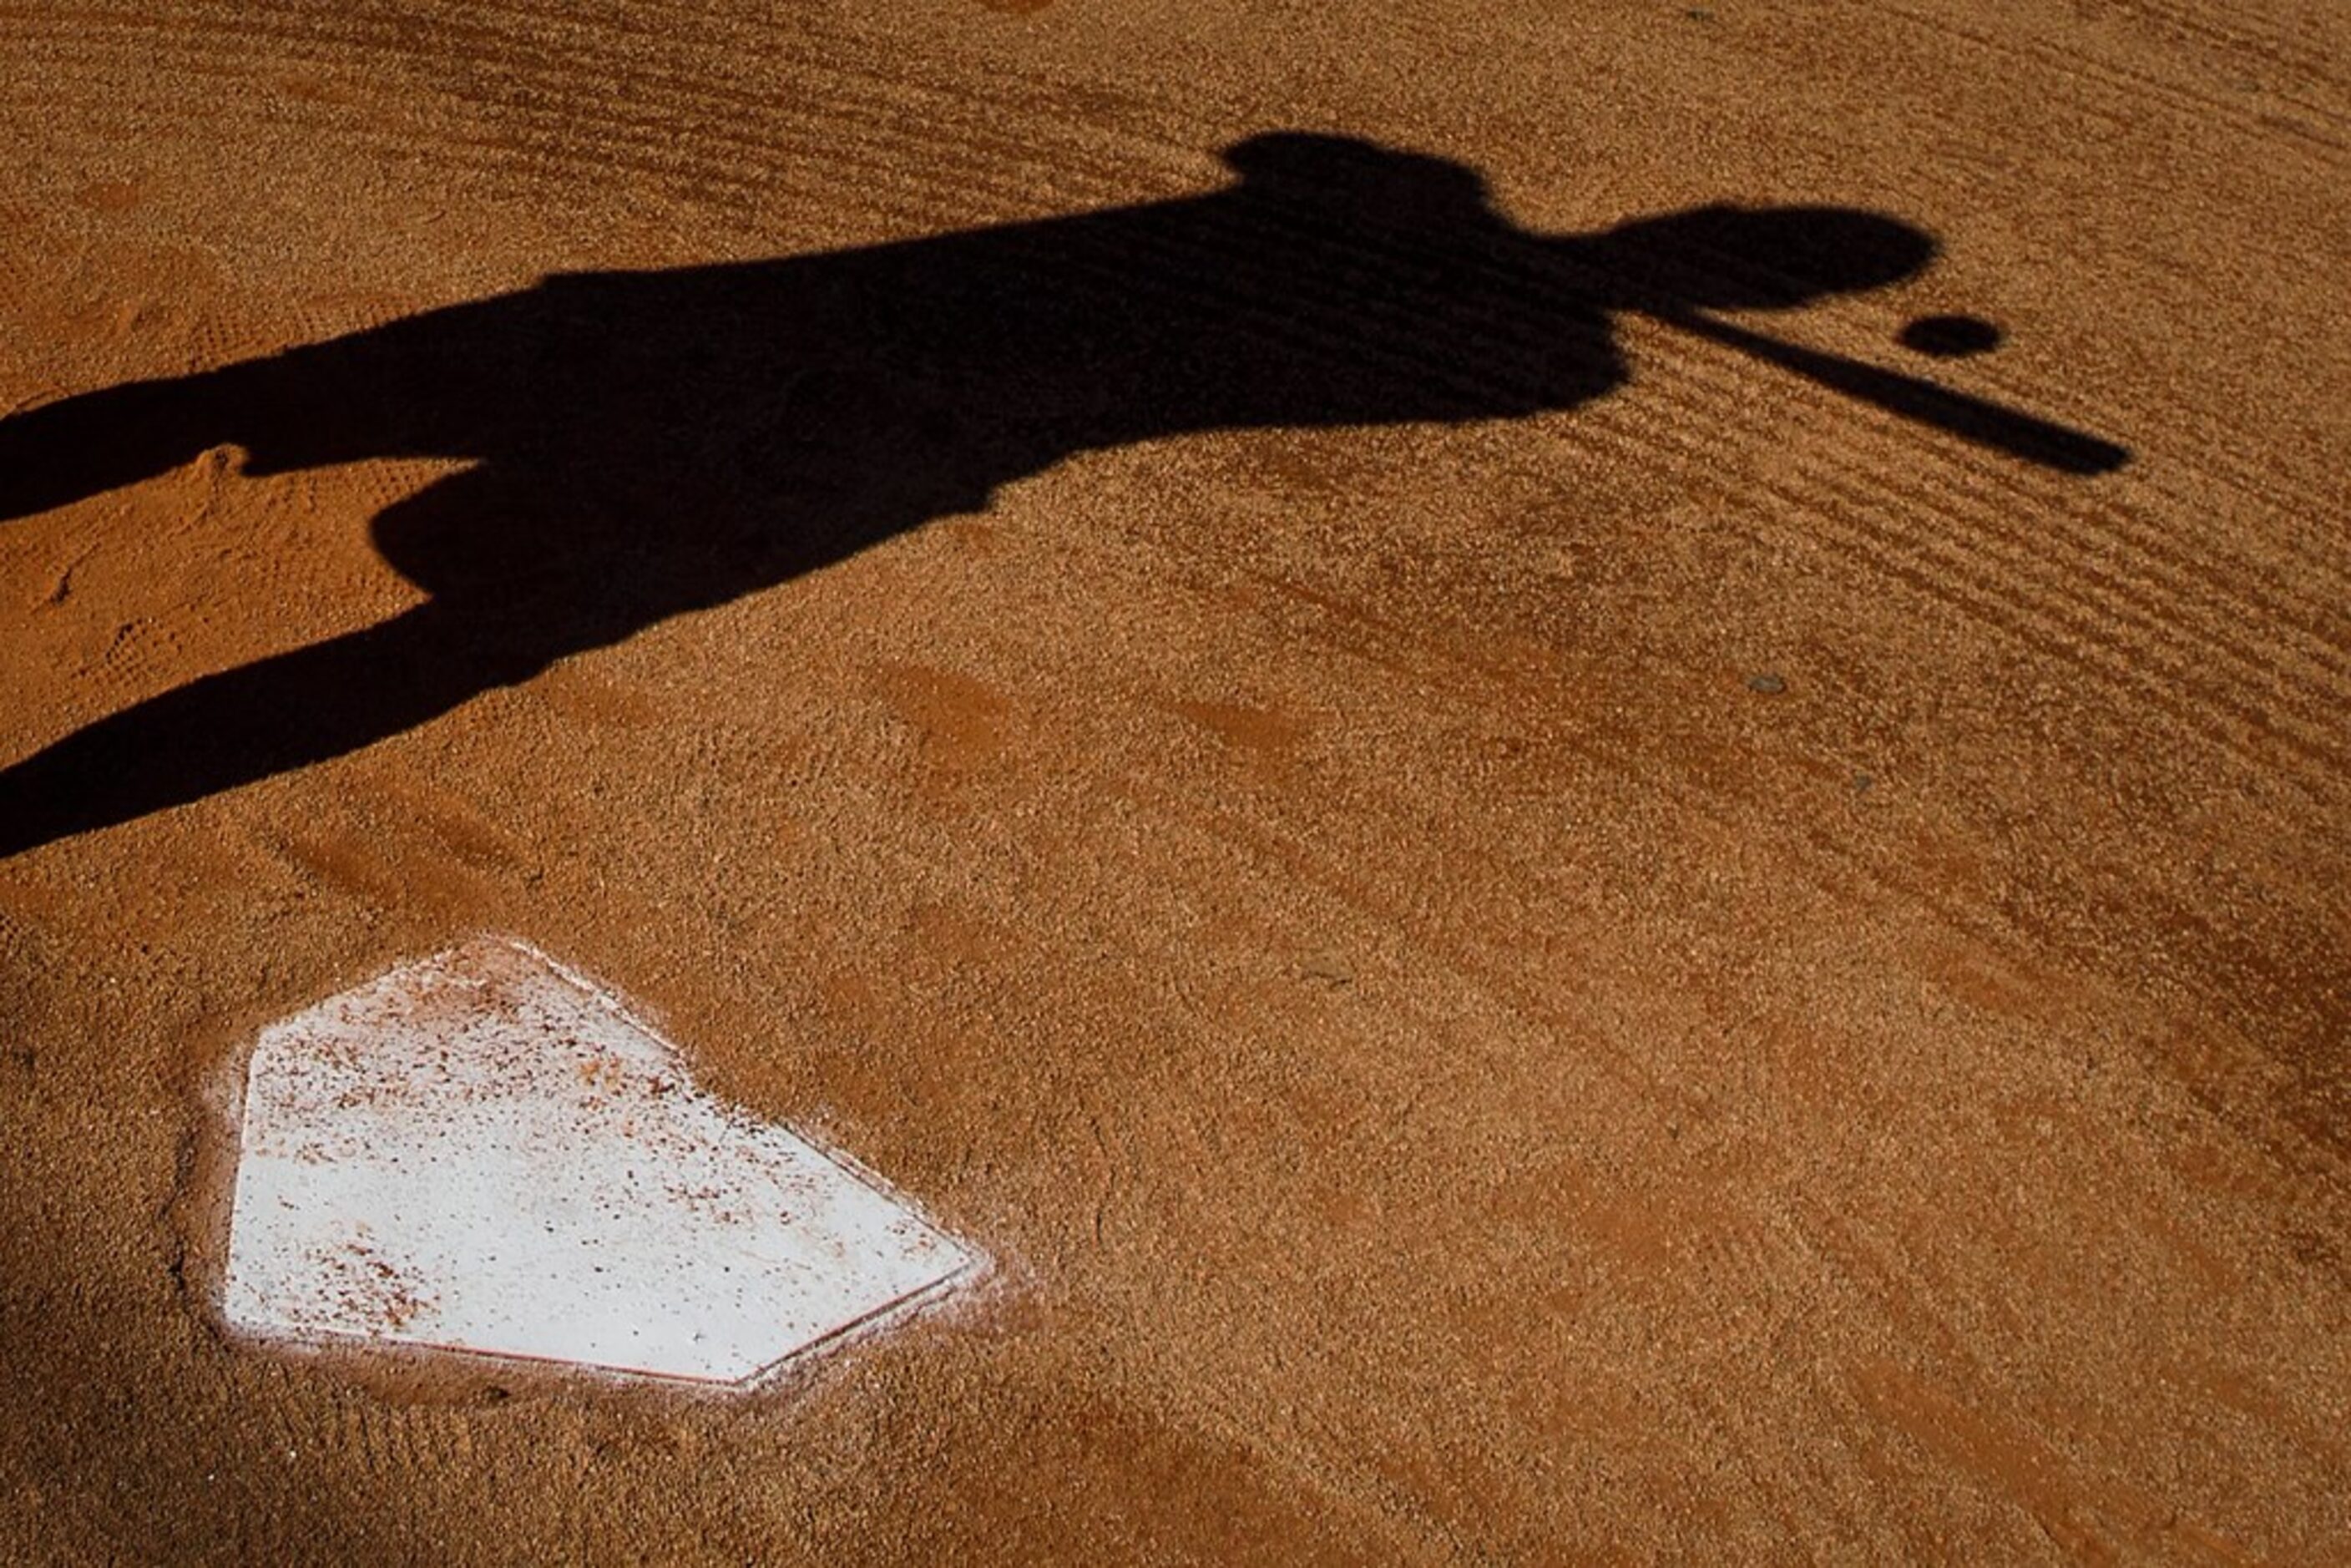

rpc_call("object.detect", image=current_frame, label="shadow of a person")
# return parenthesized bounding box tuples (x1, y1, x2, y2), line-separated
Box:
(0, 134, 2123, 857)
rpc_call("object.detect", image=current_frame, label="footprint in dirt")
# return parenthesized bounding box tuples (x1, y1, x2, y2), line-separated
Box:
(0, 132, 2126, 857)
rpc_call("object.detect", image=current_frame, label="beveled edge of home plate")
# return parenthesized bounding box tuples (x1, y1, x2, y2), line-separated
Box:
(212, 933, 991, 1393)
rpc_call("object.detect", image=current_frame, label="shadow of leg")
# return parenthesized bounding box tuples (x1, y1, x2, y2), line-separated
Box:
(0, 596, 564, 857)
(0, 374, 245, 524)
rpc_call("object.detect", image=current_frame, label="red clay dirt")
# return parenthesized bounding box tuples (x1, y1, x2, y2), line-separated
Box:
(2, 2, 2347, 1562)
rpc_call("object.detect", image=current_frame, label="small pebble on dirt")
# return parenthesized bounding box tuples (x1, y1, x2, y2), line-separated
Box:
(1298, 952, 1355, 989)
(1747, 672, 1787, 695)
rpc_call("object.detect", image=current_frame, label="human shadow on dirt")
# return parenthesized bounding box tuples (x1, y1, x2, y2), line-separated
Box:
(0, 133, 2126, 857)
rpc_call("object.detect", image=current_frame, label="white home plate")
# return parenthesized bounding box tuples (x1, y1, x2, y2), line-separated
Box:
(222, 937, 977, 1385)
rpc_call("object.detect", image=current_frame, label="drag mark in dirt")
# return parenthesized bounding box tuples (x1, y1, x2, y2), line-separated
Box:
(1577, 306, 2350, 800)
(0, 0, 1145, 231)
(0, 134, 2125, 857)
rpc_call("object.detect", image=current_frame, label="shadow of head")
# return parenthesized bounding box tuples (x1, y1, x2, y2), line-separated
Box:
(1585, 203, 1937, 308)
(1218, 131, 1937, 311)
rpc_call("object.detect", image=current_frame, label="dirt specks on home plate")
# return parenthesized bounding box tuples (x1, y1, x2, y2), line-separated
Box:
(220, 937, 979, 1386)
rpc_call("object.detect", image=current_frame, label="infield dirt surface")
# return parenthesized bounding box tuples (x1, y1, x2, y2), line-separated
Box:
(2, 2, 2348, 1562)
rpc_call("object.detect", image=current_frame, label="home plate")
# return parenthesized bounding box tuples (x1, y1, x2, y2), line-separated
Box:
(220, 937, 978, 1385)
